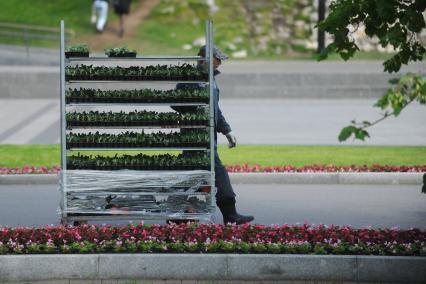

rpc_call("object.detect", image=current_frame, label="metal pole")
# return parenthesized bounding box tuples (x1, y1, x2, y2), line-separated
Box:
(317, 0, 326, 54)
(24, 27, 30, 64)
(60, 20, 67, 223)
(206, 20, 216, 211)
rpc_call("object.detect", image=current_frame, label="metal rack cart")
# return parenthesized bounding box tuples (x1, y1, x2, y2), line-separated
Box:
(59, 20, 216, 224)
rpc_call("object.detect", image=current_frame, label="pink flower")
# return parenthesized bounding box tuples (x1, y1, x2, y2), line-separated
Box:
(1, 164, 426, 174)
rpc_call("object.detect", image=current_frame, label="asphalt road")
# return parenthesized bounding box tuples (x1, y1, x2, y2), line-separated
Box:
(1, 184, 425, 229)
(1, 98, 425, 145)
(217, 98, 426, 145)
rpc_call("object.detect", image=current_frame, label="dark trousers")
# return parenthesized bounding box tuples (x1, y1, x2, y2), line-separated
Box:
(181, 129, 236, 205)
(214, 150, 236, 204)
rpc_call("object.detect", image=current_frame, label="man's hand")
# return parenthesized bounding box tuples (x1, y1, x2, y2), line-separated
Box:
(225, 132, 237, 148)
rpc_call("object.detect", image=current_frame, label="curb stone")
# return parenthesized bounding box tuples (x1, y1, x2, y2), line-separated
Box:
(0, 174, 59, 185)
(0, 173, 424, 185)
(230, 172, 424, 185)
(0, 254, 424, 283)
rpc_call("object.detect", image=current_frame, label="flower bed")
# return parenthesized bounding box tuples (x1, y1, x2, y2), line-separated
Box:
(0, 166, 61, 175)
(225, 164, 426, 173)
(1, 164, 425, 175)
(0, 223, 424, 255)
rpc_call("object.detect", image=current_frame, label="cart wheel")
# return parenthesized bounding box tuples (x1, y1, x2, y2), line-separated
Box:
(60, 214, 71, 226)
(166, 219, 198, 225)
(73, 220, 88, 226)
(206, 215, 217, 224)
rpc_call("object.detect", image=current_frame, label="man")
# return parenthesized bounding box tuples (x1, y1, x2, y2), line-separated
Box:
(174, 45, 254, 225)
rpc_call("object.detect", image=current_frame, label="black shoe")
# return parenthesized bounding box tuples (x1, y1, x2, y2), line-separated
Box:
(224, 213, 254, 225)
(217, 199, 254, 225)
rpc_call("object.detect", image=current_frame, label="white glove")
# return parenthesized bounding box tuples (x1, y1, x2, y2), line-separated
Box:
(225, 132, 237, 148)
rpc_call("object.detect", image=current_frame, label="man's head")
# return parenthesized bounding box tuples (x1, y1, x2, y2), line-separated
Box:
(197, 45, 228, 70)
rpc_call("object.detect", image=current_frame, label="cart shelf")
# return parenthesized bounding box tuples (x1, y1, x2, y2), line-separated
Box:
(66, 125, 209, 130)
(66, 147, 209, 151)
(66, 80, 209, 84)
(66, 102, 208, 107)
(66, 56, 205, 61)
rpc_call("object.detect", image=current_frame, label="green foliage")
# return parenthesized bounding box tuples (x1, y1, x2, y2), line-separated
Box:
(313, 244, 328, 254)
(26, 243, 57, 254)
(339, 73, 426, 142)
(318, 0, 426, 72)
(66, 130, 209, 148)
(66, 109, 209, 126)
(66, 88, 209, 103)
(67, 152, 210, 170)
(319, 1, 426, 141)
(65, 64, 206, 81)
(338, 126, 370, 142)
(65, 44, 89, 53)
(104, 47, 137, 57)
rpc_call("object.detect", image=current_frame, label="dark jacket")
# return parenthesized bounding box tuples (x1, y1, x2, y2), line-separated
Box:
(173, 71, 232, 141)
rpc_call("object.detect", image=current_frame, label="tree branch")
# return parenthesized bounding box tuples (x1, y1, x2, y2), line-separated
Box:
(359, 95, 417, 129)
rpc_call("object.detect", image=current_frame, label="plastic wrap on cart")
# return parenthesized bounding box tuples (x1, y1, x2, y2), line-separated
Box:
(61, 170, 214, 215)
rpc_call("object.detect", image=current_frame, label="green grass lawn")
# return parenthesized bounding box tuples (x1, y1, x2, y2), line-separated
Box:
(1, 144, 425, 168)
(0, 0, 137, 48)
(0, 1, 91, 29)
(0, 0, 94, 48)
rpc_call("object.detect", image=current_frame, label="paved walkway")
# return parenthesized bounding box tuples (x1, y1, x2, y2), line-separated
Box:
(216, 98, 426, 145)
(0, 98, 425, 145)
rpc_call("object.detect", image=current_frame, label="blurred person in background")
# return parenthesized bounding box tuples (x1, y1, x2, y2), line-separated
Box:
(112, 0, 132, 37)
(91, 0, 109, 33)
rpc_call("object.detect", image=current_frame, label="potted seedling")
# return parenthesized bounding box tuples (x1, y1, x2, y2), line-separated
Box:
(65, 90, 73, 104)
(66, 112, 76, 127)
(199, 111, 209, 126)
(197, 89, 209, 103)
(105, 47, 137, 58)
(65, 44, 90, 58)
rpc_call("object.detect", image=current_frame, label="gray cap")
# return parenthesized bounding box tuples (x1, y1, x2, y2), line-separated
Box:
(198, 45, 229, 60)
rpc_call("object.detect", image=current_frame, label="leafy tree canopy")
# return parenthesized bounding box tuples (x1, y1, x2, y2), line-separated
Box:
(318, 0, 426, 73)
